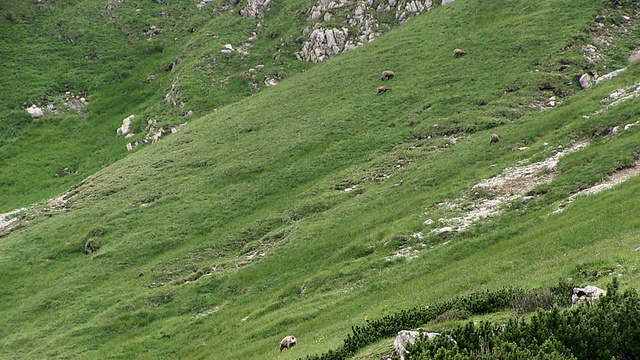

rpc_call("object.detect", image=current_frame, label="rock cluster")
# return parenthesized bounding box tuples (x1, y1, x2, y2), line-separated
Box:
(239, 0, 271, 18)
(24, 91, 88, 118)
(296, 0, 452, 62)
(571, 285, 606, 307)
(117, 115, 135, 138)
(125, 119, 188, 151)
(296, 27, 355, 62)
(579, 68, 626, 89)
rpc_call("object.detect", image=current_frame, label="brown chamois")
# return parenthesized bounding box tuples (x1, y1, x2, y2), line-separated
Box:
(280, 335, 297, 351)
(453, 49, 468, 57)
(381, 70, 395, 81)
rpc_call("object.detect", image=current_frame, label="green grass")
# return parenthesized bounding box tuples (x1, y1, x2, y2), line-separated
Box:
(1, 0, 640, 359)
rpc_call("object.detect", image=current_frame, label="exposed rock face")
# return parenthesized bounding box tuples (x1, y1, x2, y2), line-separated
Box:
(595, 67, 626, 84)
(239, 0, 271, 18)
(0, 208, 27, 232)
(579, 73, 594, 89)
(296, 0, 451, 62)
(571, 285, 606, 307)
(296, 27, 354, 62)
(580, 67, 626, 89)
(117, 115, 135, 137)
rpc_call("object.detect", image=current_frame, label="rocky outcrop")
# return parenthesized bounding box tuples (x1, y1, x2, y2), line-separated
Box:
(125, 119, 188, 151)
(296, 27, 355, 62)
(0, 208, 27, 232)
(297, 0, 452, 62)
(595, 67, 626, 84)
(196, 0, 215, 9)
(579, 73, 594, 89)
(395, 0, 433, 23)
(239, 0, 271, 18)
(580, 67, 627, 89)
(24, 91, 88, 118)
(571, 285, 606, 307)
(117, 115, 135, 137)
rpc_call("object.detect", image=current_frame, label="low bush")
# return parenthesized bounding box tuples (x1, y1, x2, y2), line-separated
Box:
(406, 279, 640, 359)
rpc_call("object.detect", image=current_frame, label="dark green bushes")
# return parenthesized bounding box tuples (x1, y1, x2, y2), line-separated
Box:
(406, 280, 640, 359)
(303, 287, 545, 360)
(300, 282, 638, 360)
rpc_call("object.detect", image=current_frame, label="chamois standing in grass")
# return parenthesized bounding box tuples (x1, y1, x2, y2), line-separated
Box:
(377, 86, 392, 94)
(490, 133, 500, 144)
(453, 49, 467, 57)
(381, 70, 395, 81)
(280, 335, 297, 351)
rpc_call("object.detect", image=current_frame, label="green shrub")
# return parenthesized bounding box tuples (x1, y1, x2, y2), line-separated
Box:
(405, 280, 640, 359)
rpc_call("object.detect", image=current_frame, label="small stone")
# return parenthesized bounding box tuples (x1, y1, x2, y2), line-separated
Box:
(579, 73, 593, 89)
(26, 105, 44, 118)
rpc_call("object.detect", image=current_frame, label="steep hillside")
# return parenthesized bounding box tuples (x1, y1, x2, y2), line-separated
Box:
(0, 0, 445, 211)
(1, 0, 640, 359)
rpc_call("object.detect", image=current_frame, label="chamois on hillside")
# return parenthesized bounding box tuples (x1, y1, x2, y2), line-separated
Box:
(453, 49, 467, 57)
(280, 335, 297, 351)
(381, 70, 395, 81)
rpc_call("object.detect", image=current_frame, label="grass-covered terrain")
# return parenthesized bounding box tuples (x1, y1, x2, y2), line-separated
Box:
(1, 0, 640, 359)
(0, 0, 314, 210)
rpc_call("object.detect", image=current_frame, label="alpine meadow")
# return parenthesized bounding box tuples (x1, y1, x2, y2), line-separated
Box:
(1, 0, 640, 359)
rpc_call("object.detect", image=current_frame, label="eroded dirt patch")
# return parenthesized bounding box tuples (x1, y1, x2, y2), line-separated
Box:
(554, 158, 640, 213)
(428, 141, 589, 235)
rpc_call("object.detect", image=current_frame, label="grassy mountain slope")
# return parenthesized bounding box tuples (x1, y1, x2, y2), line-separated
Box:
(1, 0, 640, 359)
(0, 0, 314, 211)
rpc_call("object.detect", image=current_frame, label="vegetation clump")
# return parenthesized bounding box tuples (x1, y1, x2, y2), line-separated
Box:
(406, 280, 639, 360)
(304, 286, 574, 360)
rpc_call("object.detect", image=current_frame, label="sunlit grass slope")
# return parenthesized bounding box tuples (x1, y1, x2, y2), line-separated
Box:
(0, 0, 314, 211)
(1, 0, 640, 359)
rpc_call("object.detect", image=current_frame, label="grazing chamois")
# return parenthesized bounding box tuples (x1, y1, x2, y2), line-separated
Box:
(453, 49, 468, 57)
(381, 70, 395, 81)
(280, 335, 297, 351)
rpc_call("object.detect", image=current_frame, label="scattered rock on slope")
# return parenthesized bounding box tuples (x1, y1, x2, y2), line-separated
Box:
(296, 0, 455, 62)
(571, 285, 606, 306)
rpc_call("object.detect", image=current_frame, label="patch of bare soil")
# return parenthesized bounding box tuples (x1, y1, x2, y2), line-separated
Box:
(428, 141, 589, 235)
(554, 158, 640, 213)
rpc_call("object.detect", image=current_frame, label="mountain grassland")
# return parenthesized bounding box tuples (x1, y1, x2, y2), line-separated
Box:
(1, 0, 640, 359)
(0, 0, 314, 210)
